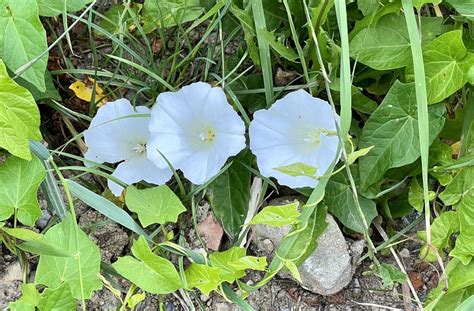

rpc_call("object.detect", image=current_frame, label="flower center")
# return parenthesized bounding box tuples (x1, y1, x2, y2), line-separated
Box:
(303, 129, 337, 146)
(303, 132, 321, 145)
(199, 129, 216, 143)
(133, 143, 146, 154)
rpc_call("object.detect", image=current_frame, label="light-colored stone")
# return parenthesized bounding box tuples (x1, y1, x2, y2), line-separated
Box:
(399, 248, 410, 258)
(252, 206, 360, 296)
(298, 214, 352, 295)
(0, 262, 22, 285)
(350, 239, 366, 268)
(253, 224, 289, 256)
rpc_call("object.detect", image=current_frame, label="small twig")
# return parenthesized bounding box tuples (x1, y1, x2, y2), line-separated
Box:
(433, 5, 443, 17)
(351, 300, 403, 311)
(402, 282, 414, 311)
(174, 290, 192, 311)
(62, 116, 88, 155)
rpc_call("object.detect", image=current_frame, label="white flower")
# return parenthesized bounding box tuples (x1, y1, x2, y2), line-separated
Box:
(147, 82, 246, 185)
(249, 89, 340, 188)
(84, 98, 172, 195)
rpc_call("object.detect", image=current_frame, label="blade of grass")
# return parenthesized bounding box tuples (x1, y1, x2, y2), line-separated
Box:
(30, 141, 67, 219)
(403, 0, 448, 293)
(107, 54, 174, 91)
(282, 0, 309, 83)
(66, 180, 148, 238)
(401, 0, 432, 247)
(67, 13, 148, 66)
(251, 0, 274, 107)
(460, 87, 474, 157)
(334, 0, 352, 137)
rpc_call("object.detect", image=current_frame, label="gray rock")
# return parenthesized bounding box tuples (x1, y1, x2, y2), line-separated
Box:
(298, 214, 353, 295)
(0, 262, 22, 284)
(252, 224, 290, 256)
(0, 262, 23, 309)
(350, 239, 366, 268)
(36, 210, 52, 230)
(252, 209, 361, 296)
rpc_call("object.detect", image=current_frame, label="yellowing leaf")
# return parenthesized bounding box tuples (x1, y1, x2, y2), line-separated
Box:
(251, 202, 301, 227)
(69, 77, 108, 106)
(228, 256, 267, 271)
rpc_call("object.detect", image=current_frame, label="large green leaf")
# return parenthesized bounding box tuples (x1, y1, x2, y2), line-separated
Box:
(125, 185, 186, 227)
(185, 263, 223, 296)
(11, 283, 75, 310)
(426, 259, 474, 311)
(408, 178, 436, 212)
(37, 284, 75, 311)
(431, 287, 474, 311)
(207, 152, 251, 241)
(0, 0, 47, 91)
(142, 0, 204, 33)
(112, 236, 182, 294)
(324, 168, 377, 233)
(357, 0, 380, 15)
(350, 14, 442, 70)
(440, 167, 474, 265)
(0, 60, 41, 160)
(406, 30, 474, 104)
(209, 247, 246, 283)
(359, 81, 445, 189)
(228, 256, 267, 271)
(445, 0, 474, 20)
(35, 214, 102, 300)
(418, 211, 459, 262)
(9, 284, 40, 311)
(0, 155, 45, 226)
(456, 295, 474, 311)
(36, 0, 93, 17)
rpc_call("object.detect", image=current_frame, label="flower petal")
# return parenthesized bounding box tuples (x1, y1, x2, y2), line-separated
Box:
(148, 82, 246, 184)
(249, 89, 340, 188)
(251, 143, 319, 188)
(84, 99, 151, 164)
(317, 135, 340, 176)
(147, 133, 191, 168)
(108, 153, 172, 196)
(150, 82, 211, 134)
(279, 90, 337, 130)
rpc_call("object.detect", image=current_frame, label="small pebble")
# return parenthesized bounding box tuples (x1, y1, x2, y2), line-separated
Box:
(36, 210, 51, 230)
(353, 278, 361, 295)
(399, 248, 410, 258)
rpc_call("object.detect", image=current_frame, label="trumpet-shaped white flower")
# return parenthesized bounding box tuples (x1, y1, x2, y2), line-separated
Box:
(147, 82, 246, 185)
(84, 98, 172, 195)
(249, 89, 340, 188)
